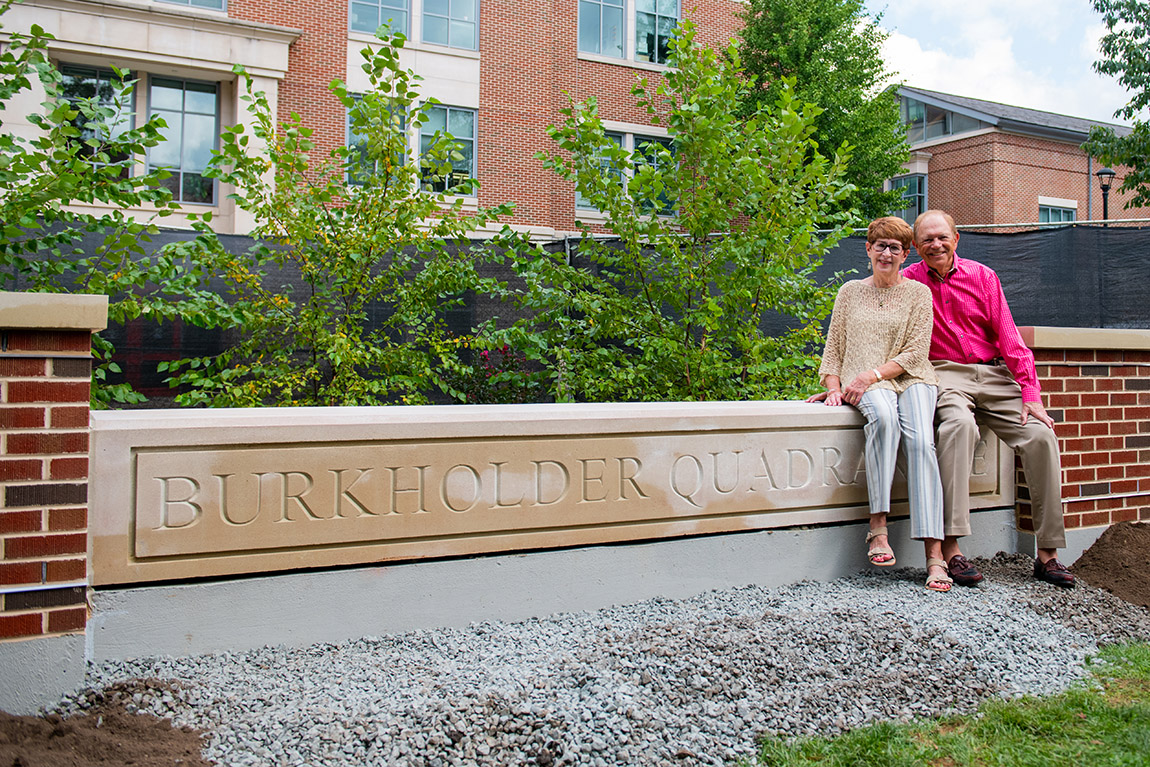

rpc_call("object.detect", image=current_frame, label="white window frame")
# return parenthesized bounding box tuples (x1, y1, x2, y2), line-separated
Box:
(350, 0, 412, 37)
(419, 104, 477, 196)
(575, 124, 673, 219)
(1038, 197, 1077, 225)
(146, 75, 221, 206)
(158, 0, 225, 9)
(890, 173, 927, 225)
(578, 0, 679, 69)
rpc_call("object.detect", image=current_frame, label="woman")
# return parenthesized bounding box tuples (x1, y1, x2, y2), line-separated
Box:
(808, 217, 950, 592)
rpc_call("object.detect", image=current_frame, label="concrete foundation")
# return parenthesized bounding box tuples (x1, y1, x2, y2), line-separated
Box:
(0, 633, 86, 715)
(88, 509, 1019, 663)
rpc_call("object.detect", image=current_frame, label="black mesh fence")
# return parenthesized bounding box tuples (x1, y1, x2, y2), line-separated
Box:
(10, 224, 1149, 401)
(820, 225, 1150, 329)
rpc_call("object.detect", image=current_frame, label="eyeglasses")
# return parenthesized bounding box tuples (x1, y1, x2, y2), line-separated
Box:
(870, 242, 904, 255)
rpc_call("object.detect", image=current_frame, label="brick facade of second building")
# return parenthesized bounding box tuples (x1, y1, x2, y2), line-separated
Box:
(893, 86, 1150, 228)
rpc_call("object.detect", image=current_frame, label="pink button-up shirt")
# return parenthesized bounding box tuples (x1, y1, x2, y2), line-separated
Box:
(903, 256, 1041, 402)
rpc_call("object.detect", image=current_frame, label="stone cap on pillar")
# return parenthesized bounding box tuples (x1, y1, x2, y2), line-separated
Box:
(0, 292, 109, 331)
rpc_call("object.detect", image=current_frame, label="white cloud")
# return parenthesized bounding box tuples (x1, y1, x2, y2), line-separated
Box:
(868, 1, 1132, 124)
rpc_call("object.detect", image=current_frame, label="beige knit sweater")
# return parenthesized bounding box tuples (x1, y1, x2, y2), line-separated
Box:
(818, 279, 938, 393)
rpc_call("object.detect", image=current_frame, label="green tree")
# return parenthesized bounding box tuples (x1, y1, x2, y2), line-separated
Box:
(736, 0, 908, 219)
(160, 34, 520, 407)
(0, 1, 216, 405)
(514, 20, 853, 403)
(1083, 0, 1150, 209)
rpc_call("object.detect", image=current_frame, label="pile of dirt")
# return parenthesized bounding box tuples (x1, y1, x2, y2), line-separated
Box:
(1, 522, 1146, 766)
(1071, 520, 1150, 609)
(0, 682, 210, 767)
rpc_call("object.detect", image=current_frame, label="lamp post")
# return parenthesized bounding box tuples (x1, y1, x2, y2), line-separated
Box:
(1095, 167, 1116, 226)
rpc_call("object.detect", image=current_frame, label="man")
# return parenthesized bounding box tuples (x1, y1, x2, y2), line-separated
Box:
(904, 210, 1074, 588)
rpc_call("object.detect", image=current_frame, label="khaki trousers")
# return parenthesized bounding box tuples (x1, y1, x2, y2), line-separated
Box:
(933, 361, 1066, 549)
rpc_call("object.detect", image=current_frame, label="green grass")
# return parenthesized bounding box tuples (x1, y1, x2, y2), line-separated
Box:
(751, 642, 1150, 767)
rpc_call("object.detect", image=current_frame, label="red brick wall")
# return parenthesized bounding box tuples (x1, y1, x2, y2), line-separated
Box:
(0, 331, 91, 641)
(1019, 346, 1150, 535)
(925, 131, 1150, 227)
(227, 0, 743, 233)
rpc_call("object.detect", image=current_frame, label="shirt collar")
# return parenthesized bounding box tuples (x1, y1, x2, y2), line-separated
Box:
(926, 253, 963, 282)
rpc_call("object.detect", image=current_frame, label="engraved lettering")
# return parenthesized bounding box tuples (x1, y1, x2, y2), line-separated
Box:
(491, 462, 525, 508)
(533, 460, 570, 506)
(155, 476, 202, 530)
(579, 458, 608, 503)
(217, 473, 258, 526)
(442, 464, 481, 513)
(332, 468, 375, 517)
(821, 447, 852, 486)
(710, 451, 741, 494)
(279, 471, 324, 521)
(852, 452, 868, 485)
(671, 454, 704, 508)
(786, 449, 813, 488)
(386, 466, 429, 515)
(617, 457, 648, 500)
(751, 451, 781, 492)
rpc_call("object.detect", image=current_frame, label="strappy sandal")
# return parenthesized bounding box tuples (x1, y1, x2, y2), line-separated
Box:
(925, 557, 954, 592)
(865, 526, 896, 567)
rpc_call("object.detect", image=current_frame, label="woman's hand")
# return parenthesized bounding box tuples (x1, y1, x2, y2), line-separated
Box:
(843, 371, 877, 406)
(807, 389, 843, 406)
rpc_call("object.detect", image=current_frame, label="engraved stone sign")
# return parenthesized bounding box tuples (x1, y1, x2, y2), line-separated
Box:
(90, 403, 1011, 585)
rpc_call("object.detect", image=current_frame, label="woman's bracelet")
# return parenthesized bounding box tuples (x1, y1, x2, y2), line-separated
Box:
(873, 368, 883, 382)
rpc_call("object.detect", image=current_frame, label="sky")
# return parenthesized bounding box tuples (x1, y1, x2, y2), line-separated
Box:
(863, 0, 1133, 126)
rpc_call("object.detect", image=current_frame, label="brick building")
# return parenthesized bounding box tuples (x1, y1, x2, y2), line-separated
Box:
(890, 86, 1150, 228)
(5, 0, 743, 239)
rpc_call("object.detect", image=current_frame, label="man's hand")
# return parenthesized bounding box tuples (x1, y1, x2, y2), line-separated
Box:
(1022, 400, 1055, 429)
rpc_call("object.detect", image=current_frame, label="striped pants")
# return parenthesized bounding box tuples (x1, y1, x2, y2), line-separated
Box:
(857, 383, 945, 541)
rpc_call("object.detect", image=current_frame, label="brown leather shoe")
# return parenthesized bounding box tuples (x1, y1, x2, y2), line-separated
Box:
(947, 554, 984, 587)
(1033, 557, 1076, 588)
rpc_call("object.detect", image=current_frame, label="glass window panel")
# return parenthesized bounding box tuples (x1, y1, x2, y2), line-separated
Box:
(351, 3, 379, 33)
(450, 20, 475, 49)
(636, 13, 655, 60)
(150, 79, 184, 111)
(448, 109, 474, 138)
(426, 0, 449, 14)
(657, 0, 677, 15)
(149, 116, 183, 167)
(184, 85, 217, 115)
(578, 2, 600, 53)
(183, 113, 216, 171)
(602, 7, 623, 57)
(424, 15, 449, 45)
(158, 0, 225, 8)
(636, 0, 654, 12)
(182, 172, 213, 204)
(424, 106, 447, 133)
(450, 0, 475, 21)
(951, 112, 983, 134)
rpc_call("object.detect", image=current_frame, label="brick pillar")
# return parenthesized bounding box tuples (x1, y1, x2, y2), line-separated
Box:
(0, 292, 107, 714)
(1019, 327, 1150, 542)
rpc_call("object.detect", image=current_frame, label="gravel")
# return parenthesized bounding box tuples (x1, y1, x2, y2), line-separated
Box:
(58, 553, 1150, 767)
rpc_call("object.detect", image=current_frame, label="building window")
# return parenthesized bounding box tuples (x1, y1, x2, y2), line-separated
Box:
(158, 0, 225, 8)
(351, 0, 410, 35)
(347, 99, 408, 185)
(147, 77, 219, 205)
(635, 0, 677, 65)
(635, 134, 674, 214)
(891, 174, 926, 224)
(419, 105, 476, 194)
(579, 0, 625, 58)
(900, 96, 989, 144)
(576, 132, 624, 209)
(423, 0, 478, 49)
(1039, 205, 1076, 224)
(579, 0, 677, 64)
(59, 64, 134, 171)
